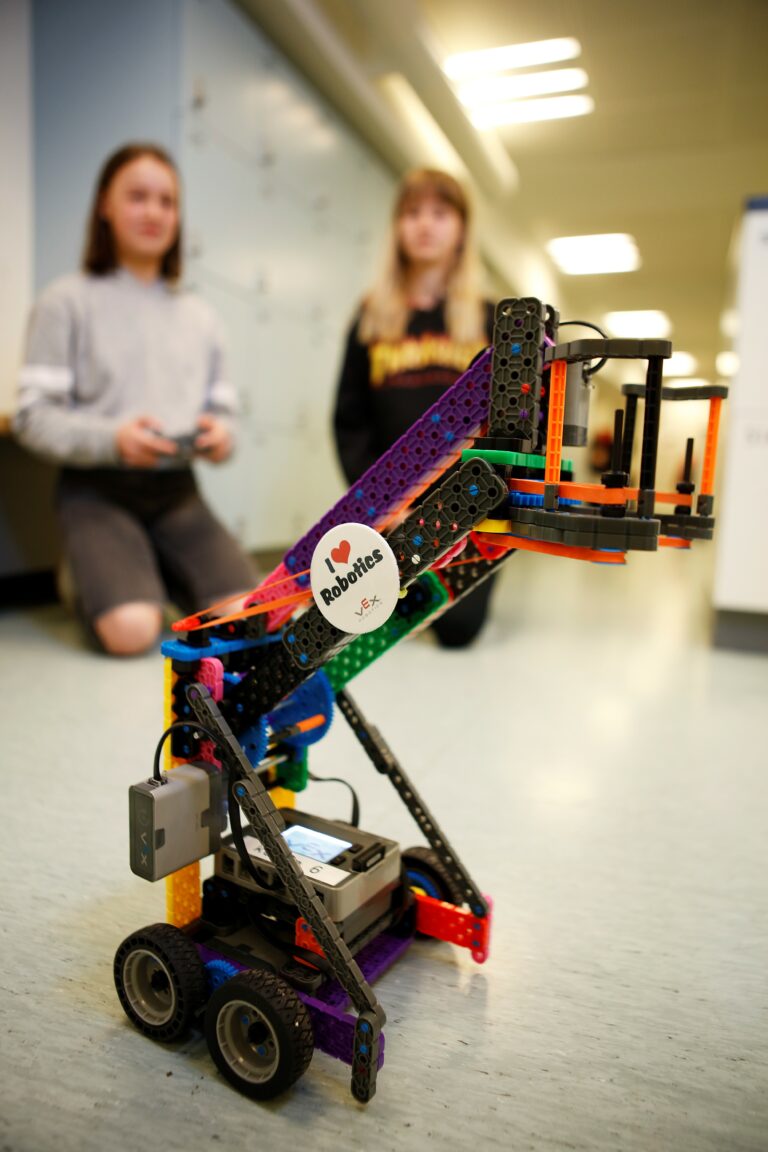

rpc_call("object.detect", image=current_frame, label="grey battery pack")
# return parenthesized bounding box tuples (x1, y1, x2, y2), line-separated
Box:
(129, 762, 225, 881)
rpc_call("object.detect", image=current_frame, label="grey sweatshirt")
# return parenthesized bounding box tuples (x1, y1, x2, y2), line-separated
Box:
(13, 269, 237, 466)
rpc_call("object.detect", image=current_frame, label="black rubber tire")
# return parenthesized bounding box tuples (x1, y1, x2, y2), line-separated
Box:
(114, 922, 207, 1042)
(204, 969, 314, 1100)
(402, 846, 465, 905)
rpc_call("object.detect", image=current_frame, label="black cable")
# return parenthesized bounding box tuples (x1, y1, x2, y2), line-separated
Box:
(308, 771, 361, 827)
(559, 319, 608, 377)
(152, 720, 228, 781)
(560, 319, 607, 338)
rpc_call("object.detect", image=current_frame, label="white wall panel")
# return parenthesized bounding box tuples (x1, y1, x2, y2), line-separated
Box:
(181, 0, 395, 550)
(33, 0, 183, 292)
(713, 202, 768, 615)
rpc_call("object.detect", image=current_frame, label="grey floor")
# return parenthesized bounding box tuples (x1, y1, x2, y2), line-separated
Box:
(1, 547, 767, 1152)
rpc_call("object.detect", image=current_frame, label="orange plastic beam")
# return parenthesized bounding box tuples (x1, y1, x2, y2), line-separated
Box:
(655, 491, 693, 507)
(659, 537, 692, 549)
(700, 396, 723, 496)
(544, 360, 567, 484)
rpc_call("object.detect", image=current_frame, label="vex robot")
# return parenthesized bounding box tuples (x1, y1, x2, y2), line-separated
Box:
(115, 298, 727, 1104)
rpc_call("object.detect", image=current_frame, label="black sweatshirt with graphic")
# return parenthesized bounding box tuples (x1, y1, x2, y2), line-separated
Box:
(333, 300, 495, 485)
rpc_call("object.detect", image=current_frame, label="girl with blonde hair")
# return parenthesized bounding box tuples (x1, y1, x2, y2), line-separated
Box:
(333, 168, 496, 647)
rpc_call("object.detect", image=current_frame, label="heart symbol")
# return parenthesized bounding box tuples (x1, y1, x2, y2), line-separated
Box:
(331, 539, 351, 565)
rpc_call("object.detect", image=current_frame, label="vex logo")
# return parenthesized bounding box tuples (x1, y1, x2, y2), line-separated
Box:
(310, 523, 400, 634)
(356, 595, 381, 616)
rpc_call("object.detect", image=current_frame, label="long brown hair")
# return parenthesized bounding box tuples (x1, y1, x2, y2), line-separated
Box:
(359, 168, 485, 345)
(82, 143, 182, 280)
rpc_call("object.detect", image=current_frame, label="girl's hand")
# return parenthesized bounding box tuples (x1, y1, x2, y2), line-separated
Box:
(115, 416, 178, 467)
(194, 413, 233, 463)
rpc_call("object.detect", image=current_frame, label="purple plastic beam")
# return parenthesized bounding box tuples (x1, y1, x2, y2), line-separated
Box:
(298, 931, 413, 1068)
(284, 348, 493, 576)
(309, 929, 413, 1009)
(300, 995, 386, 1070)
(252, 348, 492, 630)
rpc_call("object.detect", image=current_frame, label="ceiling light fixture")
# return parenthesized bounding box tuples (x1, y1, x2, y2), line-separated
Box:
(603, 310, 671, 338)
(457, 68, 589, 107)
(547, 234, 640, 276)
(377, 73, 469, 180)
(664, 351, 698, 376)
(472, 94, 594, 128)
(716, 351, 739, 377)
(444, 37, 581, 81)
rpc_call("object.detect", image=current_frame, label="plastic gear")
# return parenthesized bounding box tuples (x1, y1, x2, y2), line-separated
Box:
(205, 957, 241, 992)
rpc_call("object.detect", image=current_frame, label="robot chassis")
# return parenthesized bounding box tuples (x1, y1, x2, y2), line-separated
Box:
(115, 297, 727, 1105)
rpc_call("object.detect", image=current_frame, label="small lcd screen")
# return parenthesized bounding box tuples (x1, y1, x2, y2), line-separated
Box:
(282, 824, 353, 864)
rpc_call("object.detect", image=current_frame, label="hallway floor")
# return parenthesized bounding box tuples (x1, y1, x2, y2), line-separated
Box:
(1, 547, 766, 1152)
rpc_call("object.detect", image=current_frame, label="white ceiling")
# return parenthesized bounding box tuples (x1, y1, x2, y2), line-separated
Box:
(241, 0, 768, 383)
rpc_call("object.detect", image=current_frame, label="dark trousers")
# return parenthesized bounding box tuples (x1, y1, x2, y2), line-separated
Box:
(432, 575, 496, 648)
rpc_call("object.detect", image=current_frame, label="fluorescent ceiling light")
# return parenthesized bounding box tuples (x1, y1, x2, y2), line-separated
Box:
(378, 73, 468, 180)
(444, 38, 581, 81)
(547, 233, 640, 275)
(666, 377, 712, 389)
(665, 351, 698, 376)
(603, 310, 671, 338)
(716, 350, 739, 376)
(457, 68, 588, 107)
(472, 94, 594, 128)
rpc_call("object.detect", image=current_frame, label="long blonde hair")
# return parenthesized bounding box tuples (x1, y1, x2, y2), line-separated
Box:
(358, 169, 486, 345)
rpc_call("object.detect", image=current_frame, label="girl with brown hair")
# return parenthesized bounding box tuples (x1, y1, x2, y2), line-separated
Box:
(333, 168, 496, 647)
(14, 143, 255, 655)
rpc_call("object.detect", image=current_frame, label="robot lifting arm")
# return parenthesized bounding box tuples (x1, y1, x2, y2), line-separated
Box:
(170, 295, 728, 853)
